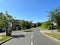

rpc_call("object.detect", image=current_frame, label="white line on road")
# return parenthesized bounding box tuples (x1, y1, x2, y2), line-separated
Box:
(31, 33, 33, 39)
(31, 41, 33, 45)
(31, 33, 33, 45)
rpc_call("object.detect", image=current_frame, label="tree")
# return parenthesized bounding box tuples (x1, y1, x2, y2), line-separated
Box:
(41, 20, 54, 30)
(5, 11, 14, 36)
(27, 21, 32, 28)
(49, 7, 60, 27)
(36, 22, 41, 26)
(19, 20, 32, 29)
(19, 20, 26, 29)
(32, 23, 37, 27)
(0, 13, 7, 32)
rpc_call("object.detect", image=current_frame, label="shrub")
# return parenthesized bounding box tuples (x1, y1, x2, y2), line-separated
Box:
(58, 29, 60, 32)
(46, 26, 51, 30)
(41, 23, 46, 29)
(58, 27, 60, 32)
(41, 23, 51, 30)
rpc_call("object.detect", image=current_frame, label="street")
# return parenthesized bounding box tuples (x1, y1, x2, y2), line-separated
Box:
(2, 28, 60, 45)
(33, 28, 60, 45)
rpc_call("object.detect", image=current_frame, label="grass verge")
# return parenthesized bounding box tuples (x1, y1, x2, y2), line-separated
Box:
(15, 28, 35, 32)
(45, 32, 60, 40)
(23, 28, 34, 32)
(0, 35, 11, 42)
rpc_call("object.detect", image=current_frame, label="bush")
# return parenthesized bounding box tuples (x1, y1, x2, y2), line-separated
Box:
(41, 23, 51, 30)
(58, 29, 60, 32)
(41, 23, 47, 29)
(58, 27, 60, 32)
(46, 26, 51, 30)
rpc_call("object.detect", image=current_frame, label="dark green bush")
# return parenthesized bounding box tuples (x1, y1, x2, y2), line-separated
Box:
(46, 26, 51, 30)
(58, 27, 60, 32)
(58, 29, 60, 32)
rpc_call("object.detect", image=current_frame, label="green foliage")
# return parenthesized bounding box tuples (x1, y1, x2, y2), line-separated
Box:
(58, 27, 60, 32)
(41, 20, 52, 30)
(58, 29, 60, 32)
(32, 23, 37, 27)
(41, 23, 47, 29)
(47, 26, 51, 30)
(0, 13, 8, 29)
(32, 22, 41, 27)
(19, 20, 26, 29)
(5, 11, 14, 23)
(41, 7, 60, 30)
(37, 22, 41, 26)
(19, 20, 32, 29)
(49, 7, 60, 26)
(0, 11, 14, 36)
(5, 11, 14, 36)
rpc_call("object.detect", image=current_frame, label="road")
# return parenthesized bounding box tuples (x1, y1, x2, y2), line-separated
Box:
(33, 28, 60, 45)
(2, 28, 60, 45)
(2, 31, 32, 45)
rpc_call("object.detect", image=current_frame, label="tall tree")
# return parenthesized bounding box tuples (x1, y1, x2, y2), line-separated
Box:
(0, 13, 7, 32)
(19, 20, 26, 29)
(5, 11, 14, 36)
(49, 7, 60, 27)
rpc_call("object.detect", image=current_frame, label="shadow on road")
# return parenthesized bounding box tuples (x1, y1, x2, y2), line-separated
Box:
(11, 35, 25, 38)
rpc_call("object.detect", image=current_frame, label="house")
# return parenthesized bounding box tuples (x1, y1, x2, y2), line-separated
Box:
(12, 20, 21, 30)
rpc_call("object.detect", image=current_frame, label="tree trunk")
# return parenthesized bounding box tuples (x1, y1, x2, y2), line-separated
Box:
(6, 29, 9, 36)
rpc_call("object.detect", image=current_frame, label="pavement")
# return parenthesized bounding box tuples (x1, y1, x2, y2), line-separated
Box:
(0, 32, 5, 36)
(2, 28, 60, 45)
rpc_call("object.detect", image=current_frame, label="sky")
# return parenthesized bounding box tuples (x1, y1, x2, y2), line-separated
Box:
(0, 0, 60, 23)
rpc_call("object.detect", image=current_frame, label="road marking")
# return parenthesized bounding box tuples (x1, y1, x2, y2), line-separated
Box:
(31, 41, 33, 45)
(31, 33, 33, 39)
(31, 33, 33, 45)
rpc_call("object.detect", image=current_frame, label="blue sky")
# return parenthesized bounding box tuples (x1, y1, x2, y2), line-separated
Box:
(0, 0, 60, 23)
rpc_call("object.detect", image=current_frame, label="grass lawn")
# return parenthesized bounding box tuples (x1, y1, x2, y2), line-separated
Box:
(0, 35, 11, 42)
(45, 32, 60, 40)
